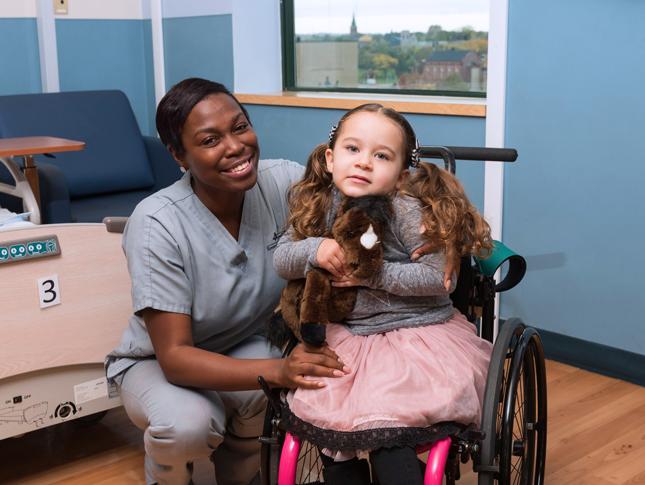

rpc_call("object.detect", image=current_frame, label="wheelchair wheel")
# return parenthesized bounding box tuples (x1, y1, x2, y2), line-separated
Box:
(260, 395, 281, 485)
(260, 391, 325, 485)
(478, 319, 547, 485)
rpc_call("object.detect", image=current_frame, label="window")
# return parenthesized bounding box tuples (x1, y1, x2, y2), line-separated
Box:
(282, 0, 488, 97)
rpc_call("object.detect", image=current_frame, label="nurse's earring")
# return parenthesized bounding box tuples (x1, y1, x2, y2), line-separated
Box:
(179, 166, 187, 173)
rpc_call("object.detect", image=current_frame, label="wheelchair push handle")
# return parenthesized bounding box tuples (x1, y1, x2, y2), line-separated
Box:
(418, 146, 518, 174)
(419, 146, 518, 162)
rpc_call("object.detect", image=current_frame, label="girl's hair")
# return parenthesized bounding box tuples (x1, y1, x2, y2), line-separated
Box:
(156, 77, 251, 158)
(288, 103, 416, 239)
(401, 162, 493, 267)
(288, 102, 492, 266)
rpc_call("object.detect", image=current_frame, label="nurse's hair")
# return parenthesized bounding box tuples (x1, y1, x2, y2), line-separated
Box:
(156, 77, 251, 158)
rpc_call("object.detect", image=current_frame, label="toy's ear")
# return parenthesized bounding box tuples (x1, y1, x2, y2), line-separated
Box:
(325, 147, 334, 173)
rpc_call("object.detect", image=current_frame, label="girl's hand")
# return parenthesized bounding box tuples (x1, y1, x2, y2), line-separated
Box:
(278, 343, 350, 389)
(411, 245, 458, 291)
(316, 238, 346, 278)
(331, 274, 365, 288)
(410, 239, 459, 291)
(442, 258, 459, 291)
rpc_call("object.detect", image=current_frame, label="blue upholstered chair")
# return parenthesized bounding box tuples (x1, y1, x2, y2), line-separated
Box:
(0, 90, 180, 223)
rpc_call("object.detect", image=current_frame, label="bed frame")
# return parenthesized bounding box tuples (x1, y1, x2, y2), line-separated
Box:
(0, 223, 130, 439)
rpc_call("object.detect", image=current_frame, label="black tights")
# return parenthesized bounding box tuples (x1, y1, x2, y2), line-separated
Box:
(320, 446, 424, 485)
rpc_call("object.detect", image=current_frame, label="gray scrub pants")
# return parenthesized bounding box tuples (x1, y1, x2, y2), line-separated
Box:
(119, 335, 278, 485)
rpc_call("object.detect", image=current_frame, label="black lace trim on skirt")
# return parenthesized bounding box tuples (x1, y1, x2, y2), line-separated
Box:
(280, 404, 466, 452)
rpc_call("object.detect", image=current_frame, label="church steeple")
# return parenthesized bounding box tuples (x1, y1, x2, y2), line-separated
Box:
(350, 13, 357, 36)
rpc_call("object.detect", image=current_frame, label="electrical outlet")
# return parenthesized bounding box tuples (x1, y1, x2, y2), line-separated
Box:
(54, 0, 68, 15)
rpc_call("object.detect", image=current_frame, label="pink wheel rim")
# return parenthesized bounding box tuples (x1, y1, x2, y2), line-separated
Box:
(424, 437, 452, 485)
(278, 432, 301, 485)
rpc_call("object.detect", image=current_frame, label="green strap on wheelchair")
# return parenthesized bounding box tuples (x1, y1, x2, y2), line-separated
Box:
(475, 240, 527, 292)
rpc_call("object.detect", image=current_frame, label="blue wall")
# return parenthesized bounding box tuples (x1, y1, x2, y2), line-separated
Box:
(0, 13, 234, 137)
(163, 14, 234, 92)
(0, 18, 41, 95)
(502, 0, 645, 353)
(56, 19, 156, 135)
(247, 105, 486, 209)
(5, 3, 644, 360)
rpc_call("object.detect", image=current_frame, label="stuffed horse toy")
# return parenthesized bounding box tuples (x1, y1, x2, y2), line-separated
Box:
(277, 195, 392, 347)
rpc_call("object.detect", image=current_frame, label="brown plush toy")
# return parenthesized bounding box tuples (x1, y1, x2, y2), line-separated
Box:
(278, 195, 392, 347)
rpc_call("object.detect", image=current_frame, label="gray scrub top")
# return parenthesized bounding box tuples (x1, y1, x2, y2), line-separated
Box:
(106, 159, 304, 379)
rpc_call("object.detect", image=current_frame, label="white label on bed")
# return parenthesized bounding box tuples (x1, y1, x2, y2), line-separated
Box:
(74, 377, 109, 405)
(37, 274, 61, 308)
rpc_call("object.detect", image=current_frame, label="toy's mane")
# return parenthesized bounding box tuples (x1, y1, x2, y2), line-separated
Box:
(340, 195, 392, 229)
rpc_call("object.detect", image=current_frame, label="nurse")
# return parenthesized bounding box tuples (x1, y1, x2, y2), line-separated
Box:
(105, 78, 347, 485)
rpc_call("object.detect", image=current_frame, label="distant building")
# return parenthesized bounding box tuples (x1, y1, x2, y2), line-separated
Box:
(350, 13, 358, 37)
(400, 30, 417, 49)
(296, 41, 359, 88)
(422, 49, 483, 84)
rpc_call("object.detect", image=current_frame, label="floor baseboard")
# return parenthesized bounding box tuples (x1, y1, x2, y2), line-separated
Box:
(532, 327, 645, 387)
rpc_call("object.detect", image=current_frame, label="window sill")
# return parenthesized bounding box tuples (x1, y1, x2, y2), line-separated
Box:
(235, 91, 486, 118)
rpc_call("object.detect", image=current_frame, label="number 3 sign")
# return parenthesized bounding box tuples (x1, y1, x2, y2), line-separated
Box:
(37, 275, 61, 308)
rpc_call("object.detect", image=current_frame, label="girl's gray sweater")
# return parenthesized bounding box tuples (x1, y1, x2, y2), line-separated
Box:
(273, 192, 456, 336)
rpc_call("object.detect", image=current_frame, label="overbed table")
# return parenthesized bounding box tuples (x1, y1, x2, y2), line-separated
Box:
(0, 136, 85, 224)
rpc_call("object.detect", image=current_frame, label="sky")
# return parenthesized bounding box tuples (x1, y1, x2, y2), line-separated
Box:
(294, 0, 489, 34)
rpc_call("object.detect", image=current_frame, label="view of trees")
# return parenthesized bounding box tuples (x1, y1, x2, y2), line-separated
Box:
(296, 25, 488, 92)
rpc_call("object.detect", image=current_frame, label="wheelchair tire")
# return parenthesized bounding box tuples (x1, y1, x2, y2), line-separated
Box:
(260, 399, 281, 485)
(478, 319, 547, 485)
(260, 393, 326, 485)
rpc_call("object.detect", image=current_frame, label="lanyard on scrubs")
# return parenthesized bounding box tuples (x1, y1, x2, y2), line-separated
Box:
(266, 230, 285, 251)
(257, 174, 288, 251)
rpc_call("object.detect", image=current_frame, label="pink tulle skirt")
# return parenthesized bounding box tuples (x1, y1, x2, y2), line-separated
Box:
(286, 311, 492, 455)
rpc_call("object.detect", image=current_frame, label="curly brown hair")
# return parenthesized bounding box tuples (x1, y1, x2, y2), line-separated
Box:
(287, 103, 493, 265)
(401, 162, 493, 268)
(287, 143, 334, 240)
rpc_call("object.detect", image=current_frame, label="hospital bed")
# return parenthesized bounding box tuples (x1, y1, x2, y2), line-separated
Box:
(0, 222, 130, 439)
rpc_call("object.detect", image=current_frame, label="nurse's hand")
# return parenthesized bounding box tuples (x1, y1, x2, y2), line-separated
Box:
(277, 342, 350, 390)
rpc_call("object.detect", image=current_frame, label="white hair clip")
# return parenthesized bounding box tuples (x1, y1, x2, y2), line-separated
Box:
(410, 139, 421, 167)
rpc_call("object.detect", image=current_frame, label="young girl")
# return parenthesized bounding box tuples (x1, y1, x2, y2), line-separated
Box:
(273, 104, 493, 485)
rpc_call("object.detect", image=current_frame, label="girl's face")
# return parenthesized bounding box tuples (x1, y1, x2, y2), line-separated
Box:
(174, 93, 259, 198)
(325, 111, 407, 198)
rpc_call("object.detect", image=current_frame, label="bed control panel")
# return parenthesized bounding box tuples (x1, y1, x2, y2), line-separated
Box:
(0, 235, 60, 265)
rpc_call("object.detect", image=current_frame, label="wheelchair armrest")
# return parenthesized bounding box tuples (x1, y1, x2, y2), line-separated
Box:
(475, 240, 527, 292)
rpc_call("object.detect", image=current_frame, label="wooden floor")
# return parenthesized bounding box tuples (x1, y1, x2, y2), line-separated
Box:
(2, 360, 645, 485)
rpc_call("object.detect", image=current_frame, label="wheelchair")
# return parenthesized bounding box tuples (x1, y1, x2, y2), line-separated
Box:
(258, 147, 547, 485)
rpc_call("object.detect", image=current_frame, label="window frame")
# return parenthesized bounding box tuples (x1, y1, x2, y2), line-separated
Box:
(281, 0, 487, 99)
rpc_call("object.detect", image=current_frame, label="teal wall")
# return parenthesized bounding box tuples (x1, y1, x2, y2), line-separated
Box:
(246, 105, 486, 209)
(56, 19, 156, 135)
(163, 14, 234, 92)
(0, 18, 41, 95)
(501, 0, 645, 354)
